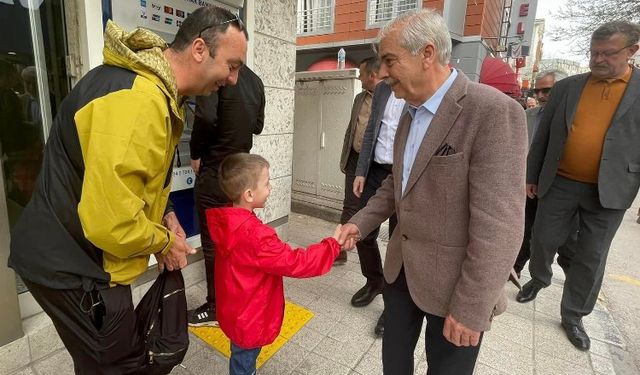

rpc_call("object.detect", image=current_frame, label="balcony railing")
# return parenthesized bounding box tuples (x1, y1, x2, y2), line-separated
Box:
(367, 0, 421, 28)
(297, 0, 335, 36)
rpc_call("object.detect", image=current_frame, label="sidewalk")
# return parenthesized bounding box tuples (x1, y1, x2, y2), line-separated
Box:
(2, 213, 630, 375)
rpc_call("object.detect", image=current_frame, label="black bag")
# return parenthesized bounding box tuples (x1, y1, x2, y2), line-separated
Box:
(136, 270, 189, 374)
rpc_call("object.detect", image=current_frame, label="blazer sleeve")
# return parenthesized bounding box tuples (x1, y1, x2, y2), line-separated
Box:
(349, 172, 396, 238)
(527, 82, 565, 184)
(253, 227, 341, 278)
(447, 96, 528, 332)
(340, 92, 364, 173)
(355, 84, 386, 178)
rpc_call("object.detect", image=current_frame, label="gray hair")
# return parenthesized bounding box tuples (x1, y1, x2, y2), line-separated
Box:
(377, 8, 452, 65)
(592, 21, 640, 46)
(536, 69, 568, 82)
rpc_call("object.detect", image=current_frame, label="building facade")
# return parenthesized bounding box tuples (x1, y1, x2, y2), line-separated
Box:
(295, 0, 509, 81)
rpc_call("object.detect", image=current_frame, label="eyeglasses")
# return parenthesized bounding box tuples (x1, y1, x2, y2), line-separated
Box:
(533, 87, 552, 95)
(587, 44, 635, 59)
(198, 15, 245, 38)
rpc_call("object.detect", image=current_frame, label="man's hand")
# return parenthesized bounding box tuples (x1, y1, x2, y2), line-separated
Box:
(163, 211, 186, 240)
(338, 223, 361, 250)
(443, 314, 481, 347)
(191, 158, 201, 175)
(157, 212, 195, 272)
(353, 176, 366, 198)
(526, 184, 538, 199)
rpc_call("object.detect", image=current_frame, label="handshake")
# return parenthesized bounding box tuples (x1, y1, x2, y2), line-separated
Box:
(332, 223, 361, 251)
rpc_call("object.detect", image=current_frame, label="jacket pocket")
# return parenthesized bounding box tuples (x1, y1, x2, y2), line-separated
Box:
(628, 163, 640, 173)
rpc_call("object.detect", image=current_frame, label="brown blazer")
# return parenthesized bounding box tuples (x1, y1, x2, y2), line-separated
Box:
(339, 90, 369, 173)
(350, 72, 528, 331)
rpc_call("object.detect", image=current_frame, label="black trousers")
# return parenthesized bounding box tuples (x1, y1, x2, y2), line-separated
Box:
(529, 175, 626, 325)
(23, 279, 145, 374)
(194, 164, 229, 307)
(356, 161, 397, 286)
(340, 150, 360, 225)
(383, 269, 482, 375)
(513, 196, 578, 273)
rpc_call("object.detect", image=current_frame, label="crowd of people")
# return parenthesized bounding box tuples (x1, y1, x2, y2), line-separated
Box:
(6, 4, 640, 375)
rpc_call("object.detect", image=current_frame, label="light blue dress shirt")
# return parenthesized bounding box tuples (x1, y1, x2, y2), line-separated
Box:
(401, 69, 458, 194)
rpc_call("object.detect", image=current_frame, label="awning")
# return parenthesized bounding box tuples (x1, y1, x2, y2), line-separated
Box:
(479, 57, 521, 98)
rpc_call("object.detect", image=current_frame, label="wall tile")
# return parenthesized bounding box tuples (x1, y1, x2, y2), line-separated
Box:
(253, 34, 297, 90)
(256, 175, 292, 224)
(255, 0, 296, 43)
(262, 88, 295, 135)
(251, 134, 293, 179)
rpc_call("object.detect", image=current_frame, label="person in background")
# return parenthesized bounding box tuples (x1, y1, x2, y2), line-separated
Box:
(517, 21, 640, 351)
(336, 56, 382, 265)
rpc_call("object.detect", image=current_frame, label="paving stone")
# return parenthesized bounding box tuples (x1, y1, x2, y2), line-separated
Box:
(353, 354, 382, 375)
(590, 353, 616, 375)
(295, 351, 351, 375)
(7, 366, 36, 375)
(0, 335, 30, 374)
(32, 350, 74, 375)
(474, 362, 510, 375)
(534, 351, 594, 375)
(179, 345, 228, 375)
(313, 335, 367, 368)
(268, 341, 310, 374)
(288, 326, 325, 352)
(478, 337, 533, 374)
(305, 314, 340, 336)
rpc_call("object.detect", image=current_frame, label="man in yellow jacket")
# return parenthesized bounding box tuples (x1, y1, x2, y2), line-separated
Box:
(8, 6, 247, 373)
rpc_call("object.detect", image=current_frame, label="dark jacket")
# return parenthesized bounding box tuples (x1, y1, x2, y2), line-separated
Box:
(190, 65, 265, 169)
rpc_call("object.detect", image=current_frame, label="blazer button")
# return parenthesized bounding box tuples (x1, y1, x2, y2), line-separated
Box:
(402, 234, 408, 241)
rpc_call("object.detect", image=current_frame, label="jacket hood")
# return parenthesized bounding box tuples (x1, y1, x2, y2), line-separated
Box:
(206, 207, 254, 257)
(103, 21, 180, 110)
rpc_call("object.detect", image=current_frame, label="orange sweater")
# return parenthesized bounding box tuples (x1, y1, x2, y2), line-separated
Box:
(558, 68, 631, 183)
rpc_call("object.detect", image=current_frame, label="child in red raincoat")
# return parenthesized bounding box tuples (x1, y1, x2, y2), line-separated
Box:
(206, 153, 343, 375)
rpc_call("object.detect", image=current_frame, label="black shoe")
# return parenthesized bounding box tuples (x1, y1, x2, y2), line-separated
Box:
(188, 302, 218, 327)
(374, 313, 384, 337)
(516, 280, 544, 303)
(351, 283, 382, 307)
(561, 320, 590, 351)
(333, 250, 348, 266)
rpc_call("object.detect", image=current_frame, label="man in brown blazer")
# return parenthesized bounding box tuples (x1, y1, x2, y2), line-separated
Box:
(339, 9, 527, 375)
(336, 57, 382, 264)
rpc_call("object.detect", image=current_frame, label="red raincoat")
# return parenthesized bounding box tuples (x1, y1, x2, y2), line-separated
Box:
(206, 207, 340, 349)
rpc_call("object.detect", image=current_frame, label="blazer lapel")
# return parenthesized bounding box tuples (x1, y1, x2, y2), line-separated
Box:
(564, 75, 588, 131)
(401, 74, 465, 198)
(611, 67, 640, 125)
(393, 112, 411, 202)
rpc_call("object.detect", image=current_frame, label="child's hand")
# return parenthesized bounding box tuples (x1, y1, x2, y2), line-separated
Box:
(332, 224, 342, 243)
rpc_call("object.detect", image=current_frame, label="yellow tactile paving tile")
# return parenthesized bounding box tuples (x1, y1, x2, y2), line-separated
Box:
(189, 300, 314, 368)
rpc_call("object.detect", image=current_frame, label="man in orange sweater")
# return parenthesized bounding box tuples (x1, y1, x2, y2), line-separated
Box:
(517, 21, 640, 351)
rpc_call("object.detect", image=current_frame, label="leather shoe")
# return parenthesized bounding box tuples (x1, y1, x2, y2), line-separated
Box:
(351, 283, 382, 307)
(516, 280, 544, 303)
(562, 320, 590, 351)
(333, 250, 347, 266)
(374, 313, 384, 337)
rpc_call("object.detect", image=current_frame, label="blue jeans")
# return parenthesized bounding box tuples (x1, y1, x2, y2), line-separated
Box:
(230, 342, 261, 375)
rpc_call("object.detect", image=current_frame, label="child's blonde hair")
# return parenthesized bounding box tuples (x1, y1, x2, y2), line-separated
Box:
(218, 153, 270, 202)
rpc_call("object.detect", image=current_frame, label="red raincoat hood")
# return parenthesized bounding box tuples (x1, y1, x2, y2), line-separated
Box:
(206, 207, 254, 257)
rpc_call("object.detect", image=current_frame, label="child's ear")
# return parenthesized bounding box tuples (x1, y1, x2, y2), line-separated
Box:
(243, 188, 253, 203)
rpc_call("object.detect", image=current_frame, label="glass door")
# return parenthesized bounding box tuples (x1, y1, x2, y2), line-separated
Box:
(0, 0, 70, 294)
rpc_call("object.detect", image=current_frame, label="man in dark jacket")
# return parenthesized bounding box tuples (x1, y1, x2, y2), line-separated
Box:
(187, 64, 265, 327)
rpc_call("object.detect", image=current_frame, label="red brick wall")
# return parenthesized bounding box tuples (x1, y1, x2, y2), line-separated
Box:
(464, 0, 503, 48)
(297, 0, 445, 46)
